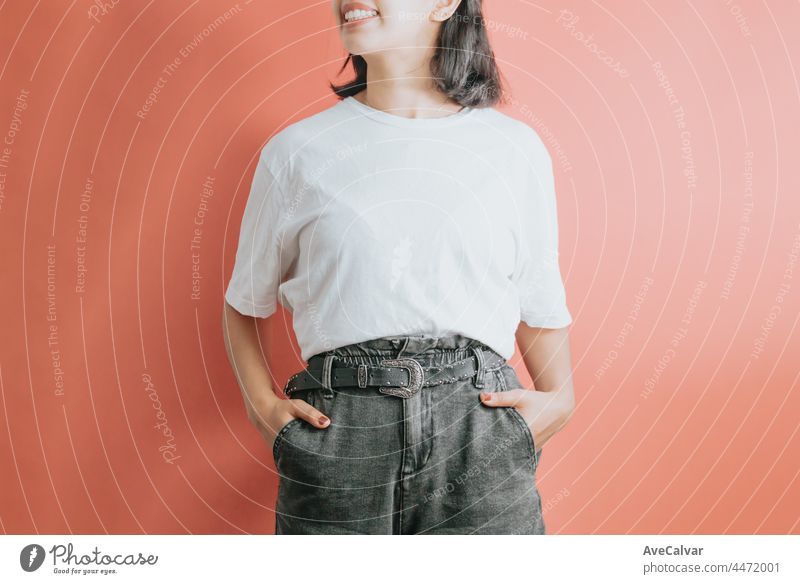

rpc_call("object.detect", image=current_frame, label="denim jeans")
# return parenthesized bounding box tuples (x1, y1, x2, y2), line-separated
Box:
(273, 334, 544, 534)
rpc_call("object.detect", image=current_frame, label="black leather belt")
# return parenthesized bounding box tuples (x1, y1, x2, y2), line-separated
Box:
(284, 349, 505, 399)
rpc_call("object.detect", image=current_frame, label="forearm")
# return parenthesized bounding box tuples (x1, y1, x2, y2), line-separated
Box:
(516, 322, 574, 392)
(222, 301, 280, 420)
(515, 322, 576, 436)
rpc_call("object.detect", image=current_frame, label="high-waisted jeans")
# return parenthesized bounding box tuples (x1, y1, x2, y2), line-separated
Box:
(273, 334, 544, 534)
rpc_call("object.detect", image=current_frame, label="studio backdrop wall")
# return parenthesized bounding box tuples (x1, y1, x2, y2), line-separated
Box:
(0, 0, 798, 534)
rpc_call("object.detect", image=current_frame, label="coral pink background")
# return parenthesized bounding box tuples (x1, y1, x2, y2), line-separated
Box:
(1, 1, 798, 534)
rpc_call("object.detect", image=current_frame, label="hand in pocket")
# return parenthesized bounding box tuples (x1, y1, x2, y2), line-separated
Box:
(479, 387, 544, 445)
(248, 396, 331, 449)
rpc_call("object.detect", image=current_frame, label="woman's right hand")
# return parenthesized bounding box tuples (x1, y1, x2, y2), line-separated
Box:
(247, 395, 331, 449)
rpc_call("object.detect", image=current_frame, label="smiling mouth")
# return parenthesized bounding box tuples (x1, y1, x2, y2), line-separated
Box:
(341, 3, 380, 25)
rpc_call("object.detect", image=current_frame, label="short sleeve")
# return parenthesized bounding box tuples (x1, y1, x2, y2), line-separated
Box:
(224, 151, 291, 318)
(511, 138, 573, 329)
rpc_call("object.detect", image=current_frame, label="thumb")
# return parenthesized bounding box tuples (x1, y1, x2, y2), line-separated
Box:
(480, 389, 524, 408)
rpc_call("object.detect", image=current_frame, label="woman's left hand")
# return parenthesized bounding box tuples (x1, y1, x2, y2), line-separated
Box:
(480, 387, 574, 450)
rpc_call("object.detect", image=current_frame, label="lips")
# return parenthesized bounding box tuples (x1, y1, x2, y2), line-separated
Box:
(341, 2, 380, 24)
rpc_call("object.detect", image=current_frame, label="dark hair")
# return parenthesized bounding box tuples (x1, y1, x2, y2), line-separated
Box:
(329, 0, 505, 108)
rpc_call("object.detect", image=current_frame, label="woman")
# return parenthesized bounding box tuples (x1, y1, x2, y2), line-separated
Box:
(222, 0, 575, 535)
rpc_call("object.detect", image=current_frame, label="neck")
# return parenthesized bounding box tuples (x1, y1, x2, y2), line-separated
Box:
(357, 50, 463, 119)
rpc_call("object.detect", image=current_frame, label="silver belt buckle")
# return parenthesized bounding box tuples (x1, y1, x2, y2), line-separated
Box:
(378, 358, 424, 398)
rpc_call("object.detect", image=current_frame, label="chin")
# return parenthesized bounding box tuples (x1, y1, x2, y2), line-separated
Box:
(340, 39, 382, 57)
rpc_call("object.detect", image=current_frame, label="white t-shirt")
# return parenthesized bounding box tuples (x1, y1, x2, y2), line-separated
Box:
(225, 95, 572, 361)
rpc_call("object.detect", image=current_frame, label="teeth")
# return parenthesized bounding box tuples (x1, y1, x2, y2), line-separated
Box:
(344, 9, 378, 22)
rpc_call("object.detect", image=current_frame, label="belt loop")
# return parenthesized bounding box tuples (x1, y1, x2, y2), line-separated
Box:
(357, 364, 368, 388)
(471, 346, 486, 389)
(321, 354, 335, 399)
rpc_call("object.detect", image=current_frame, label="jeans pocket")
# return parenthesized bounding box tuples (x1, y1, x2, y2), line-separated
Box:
(494, 365, 540, 471)
(505, 407, 539, 470)
(272, 418, 303, 465)
(272, 388, 317, 465)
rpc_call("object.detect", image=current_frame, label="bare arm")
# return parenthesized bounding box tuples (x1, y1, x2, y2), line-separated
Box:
(222, 301, 329, 449)
(514, 322, 575, 445)
(222, 301, 277, 420)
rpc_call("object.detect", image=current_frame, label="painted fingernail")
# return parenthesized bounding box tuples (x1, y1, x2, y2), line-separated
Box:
(481, 393, 492, 401)
(319, 416, 329, 426)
